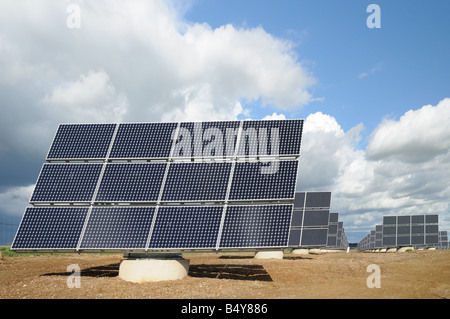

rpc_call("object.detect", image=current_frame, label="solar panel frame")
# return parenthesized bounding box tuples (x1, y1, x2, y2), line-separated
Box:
(94, 162, 167, 203)
(11, 207, 89, 251)
(228, 160, 298, 201)
(79, 206, 156, 250)
(109, 122, 178, 160)
(30, 163, 104, 204)
(14, 119, 304, 253)
(148, 206, 223, 250)
(161, 162, 232, 203)
(219, 204, 293, 249)
(46, 123, 117, 161)
(236, 119, 303, 157)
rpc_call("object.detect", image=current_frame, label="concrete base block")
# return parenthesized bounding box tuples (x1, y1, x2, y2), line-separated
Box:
(292, 249, 309, 255)
(427, 247, 436, 251)
(119, 258, 190, 283)
(379, 248, 387, 253)
(308, 249, 325, 254)
(397, 247, 414, 253)
(254, 251, 284, 259)
(386, 248, 397, 253)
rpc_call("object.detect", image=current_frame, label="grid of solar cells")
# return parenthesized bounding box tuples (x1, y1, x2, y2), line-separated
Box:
(109, 123, 178, 159)
(11, 207, 88, 250)
(237, 120, 303, 157)
(47, 124, 116, 160)
(219, 205, 292, 248)
(229, 161, 298, 201)
(300, 229, 328, 246)
(161, 162, 232, 202)
(30, 163, 103, 203)
(148, 206, 222, 249)
(80, 207, 155, 249)
(95, 163, 167, 202)
(172, 121, 241, 158)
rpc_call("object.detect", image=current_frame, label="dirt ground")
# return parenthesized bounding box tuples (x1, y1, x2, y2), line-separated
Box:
(0, 250, 449, 299)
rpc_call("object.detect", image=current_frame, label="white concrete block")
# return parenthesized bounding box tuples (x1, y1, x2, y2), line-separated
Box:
(292, 249, 309, 255)
(119, 258, 190, 283)
(254, 251, 284, 259)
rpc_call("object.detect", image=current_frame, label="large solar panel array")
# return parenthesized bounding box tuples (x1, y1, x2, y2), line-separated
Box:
(358, 214, 442, 250)
(288, 192, 348, 250)
(13, 120, 303, 252)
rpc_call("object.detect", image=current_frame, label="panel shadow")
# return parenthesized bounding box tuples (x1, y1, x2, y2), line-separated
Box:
(188, 264, 272, 282)
(42, 263, 120, 278)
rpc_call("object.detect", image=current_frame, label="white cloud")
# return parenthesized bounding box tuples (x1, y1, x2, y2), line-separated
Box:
(298, 104, 450, 241)
(0, 185, 34, 217)
(41, 70, 129, 123)
(0, 0, 316, 160)
(367, 98, 450, 163)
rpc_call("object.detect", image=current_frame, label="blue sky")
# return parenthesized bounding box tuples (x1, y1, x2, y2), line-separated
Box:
(185, 0, 450, 136)
(0, 0, 449, 244)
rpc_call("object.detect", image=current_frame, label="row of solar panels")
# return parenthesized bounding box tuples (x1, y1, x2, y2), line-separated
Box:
(13, 119, 303, 253)
(288, 192, 348, 249)
(357, 215, 445, 250)
(30, 161, 298, 204)
(47, 120, 303, 161)
(12, 205, 293, 251)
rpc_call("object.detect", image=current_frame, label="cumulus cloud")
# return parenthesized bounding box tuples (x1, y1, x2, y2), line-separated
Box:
(298, 103, 450, 240)
(366, 98, 450, 163)
(0, 185, 34, 217)
(41, 70, 129, 123)
(0, 0, 316, 160)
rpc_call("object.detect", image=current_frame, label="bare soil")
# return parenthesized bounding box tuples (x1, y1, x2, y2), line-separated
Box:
(0, 250, 449, 299)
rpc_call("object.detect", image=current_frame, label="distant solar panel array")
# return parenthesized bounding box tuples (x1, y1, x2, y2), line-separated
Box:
(288, 192, 348, 250)
(357, 214, 447, 250)
(12, 120, 303, 252)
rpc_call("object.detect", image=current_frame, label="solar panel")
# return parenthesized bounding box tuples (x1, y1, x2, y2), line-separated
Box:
(148, 206, 223, 249)
(80, 207, 155, 250)
(304, 192, 331, 208)
(219, 205, 292, 248)
(30, 163, 103, 203)
(11, 207, 88, 250)
(47, 124, 116, 160)
(302, 210, 330, 227)
(237, 120, 303, 157)
(95, 163, 167, 203)
(109, 123, 178, 159)
(161, 162, 232, 202)
(300, 229, 328, 246)
(14, 119, 304, 253)
(229, 161, 298, 201)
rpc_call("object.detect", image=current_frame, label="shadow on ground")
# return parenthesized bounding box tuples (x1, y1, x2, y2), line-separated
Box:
(188, 264, 272, 281)
(41, 262, 273, 281)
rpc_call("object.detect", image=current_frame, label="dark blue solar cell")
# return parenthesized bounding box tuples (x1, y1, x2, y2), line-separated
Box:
(11, 207, 88, 250)
(173, 121, 241, 158)
(304, 192, 331, 208)
(148, 206, 223, 249)
(95, 163, 167, 202)
(47, 124, 116, 160)
(229, 161, 298, 201)
(109, 123, 178, 159)
(30, 163, 103, 203)
(161, 162, 232, 202)
(303, 210, 330, 227)
(80, 207, 155, 249)
(219, 205, 293, 248)
(300, 229, 328, 247)
(237, 119, 303, 157)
